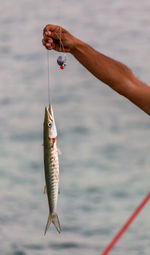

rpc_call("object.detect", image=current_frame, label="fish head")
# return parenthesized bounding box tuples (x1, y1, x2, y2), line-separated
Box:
(45, 104, 57, 138)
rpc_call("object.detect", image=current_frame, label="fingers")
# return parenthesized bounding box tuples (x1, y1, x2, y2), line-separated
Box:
(43, 24, 67, 43)
(42, 38, 55, 50)
(42, 24, 60, 51)
(43, 24, 63, 33)
(43, 24, 58, 34)
(42, 27, 55, 50)
(42, 24, 72, 52)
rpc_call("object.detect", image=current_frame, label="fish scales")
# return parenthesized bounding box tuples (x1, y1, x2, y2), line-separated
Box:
(43, 104, 61, 234)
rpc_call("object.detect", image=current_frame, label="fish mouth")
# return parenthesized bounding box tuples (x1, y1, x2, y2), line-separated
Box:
(45, 107, 49, 120)
(45, 104, 53, 125)
(48, 104, 52, 116)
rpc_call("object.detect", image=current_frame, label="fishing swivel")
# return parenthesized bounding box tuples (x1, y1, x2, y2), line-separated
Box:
(57, 55, 66, 70)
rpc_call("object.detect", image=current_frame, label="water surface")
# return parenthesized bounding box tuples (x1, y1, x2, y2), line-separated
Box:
(0, 0, 150, 254)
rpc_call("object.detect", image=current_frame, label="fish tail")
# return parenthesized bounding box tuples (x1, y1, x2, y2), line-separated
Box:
(52, 213, 61, 233)
(44, 213, 61, 235)
(44, 214, 52, 235)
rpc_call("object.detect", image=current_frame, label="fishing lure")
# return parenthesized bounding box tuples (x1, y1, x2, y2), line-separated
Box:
(57, 55, 66, 69)
(55, 30, 67, 70)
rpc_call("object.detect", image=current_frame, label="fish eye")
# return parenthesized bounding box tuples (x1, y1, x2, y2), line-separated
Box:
(48, 122, 52, 128)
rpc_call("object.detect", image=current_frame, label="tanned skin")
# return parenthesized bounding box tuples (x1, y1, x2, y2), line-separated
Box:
(42, 24, 150, 115)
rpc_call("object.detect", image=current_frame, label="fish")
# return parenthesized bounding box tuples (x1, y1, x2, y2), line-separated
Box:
(43, 104, 61, 234)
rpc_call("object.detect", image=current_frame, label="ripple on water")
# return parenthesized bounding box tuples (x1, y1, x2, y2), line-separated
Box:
(23, 243, 44, 250)
(62, 225, 81, 233)
(49, 242, 83, 250)
(83, 226, 112, 237)
(112, 189, 129, 199)
(11, 251, 26, 255)
(71, 126, 90, 135)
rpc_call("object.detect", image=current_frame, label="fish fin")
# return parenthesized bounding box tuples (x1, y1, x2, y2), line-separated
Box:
(52, 213, 61, 233)
(44, 213, 61, 235)
(43, 185, 47, 194)
(44, 215, 52, 235)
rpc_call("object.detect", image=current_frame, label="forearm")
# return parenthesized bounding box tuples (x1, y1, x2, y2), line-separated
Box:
(71, 39, 150, 115)
(71, 39, 134, 95)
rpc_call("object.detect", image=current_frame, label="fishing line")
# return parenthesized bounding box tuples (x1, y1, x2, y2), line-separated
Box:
(55, 30, 67, 69)
(46, 32, 66, 106)
(56, 29, 66, 54)
(54, 0, 66, 69)
(46, 49, 51, 105)
(46, 0, 67, 105)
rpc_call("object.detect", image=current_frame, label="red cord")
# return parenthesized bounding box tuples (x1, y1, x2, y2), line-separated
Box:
(101, 192, 150, 255)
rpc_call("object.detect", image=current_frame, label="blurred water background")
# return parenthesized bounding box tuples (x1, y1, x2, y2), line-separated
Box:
(0, 0, 150, 254)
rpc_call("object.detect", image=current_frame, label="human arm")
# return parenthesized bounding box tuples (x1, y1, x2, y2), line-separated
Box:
(42, 24, 150, 115)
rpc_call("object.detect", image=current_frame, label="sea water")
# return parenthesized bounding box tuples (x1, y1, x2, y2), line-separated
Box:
(0, 0, 150, 254)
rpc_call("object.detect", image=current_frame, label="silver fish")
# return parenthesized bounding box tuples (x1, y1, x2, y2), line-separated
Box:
(43, 104, 61, 234)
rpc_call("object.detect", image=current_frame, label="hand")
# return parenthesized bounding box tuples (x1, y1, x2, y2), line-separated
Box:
(42, 24, 77, 53)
